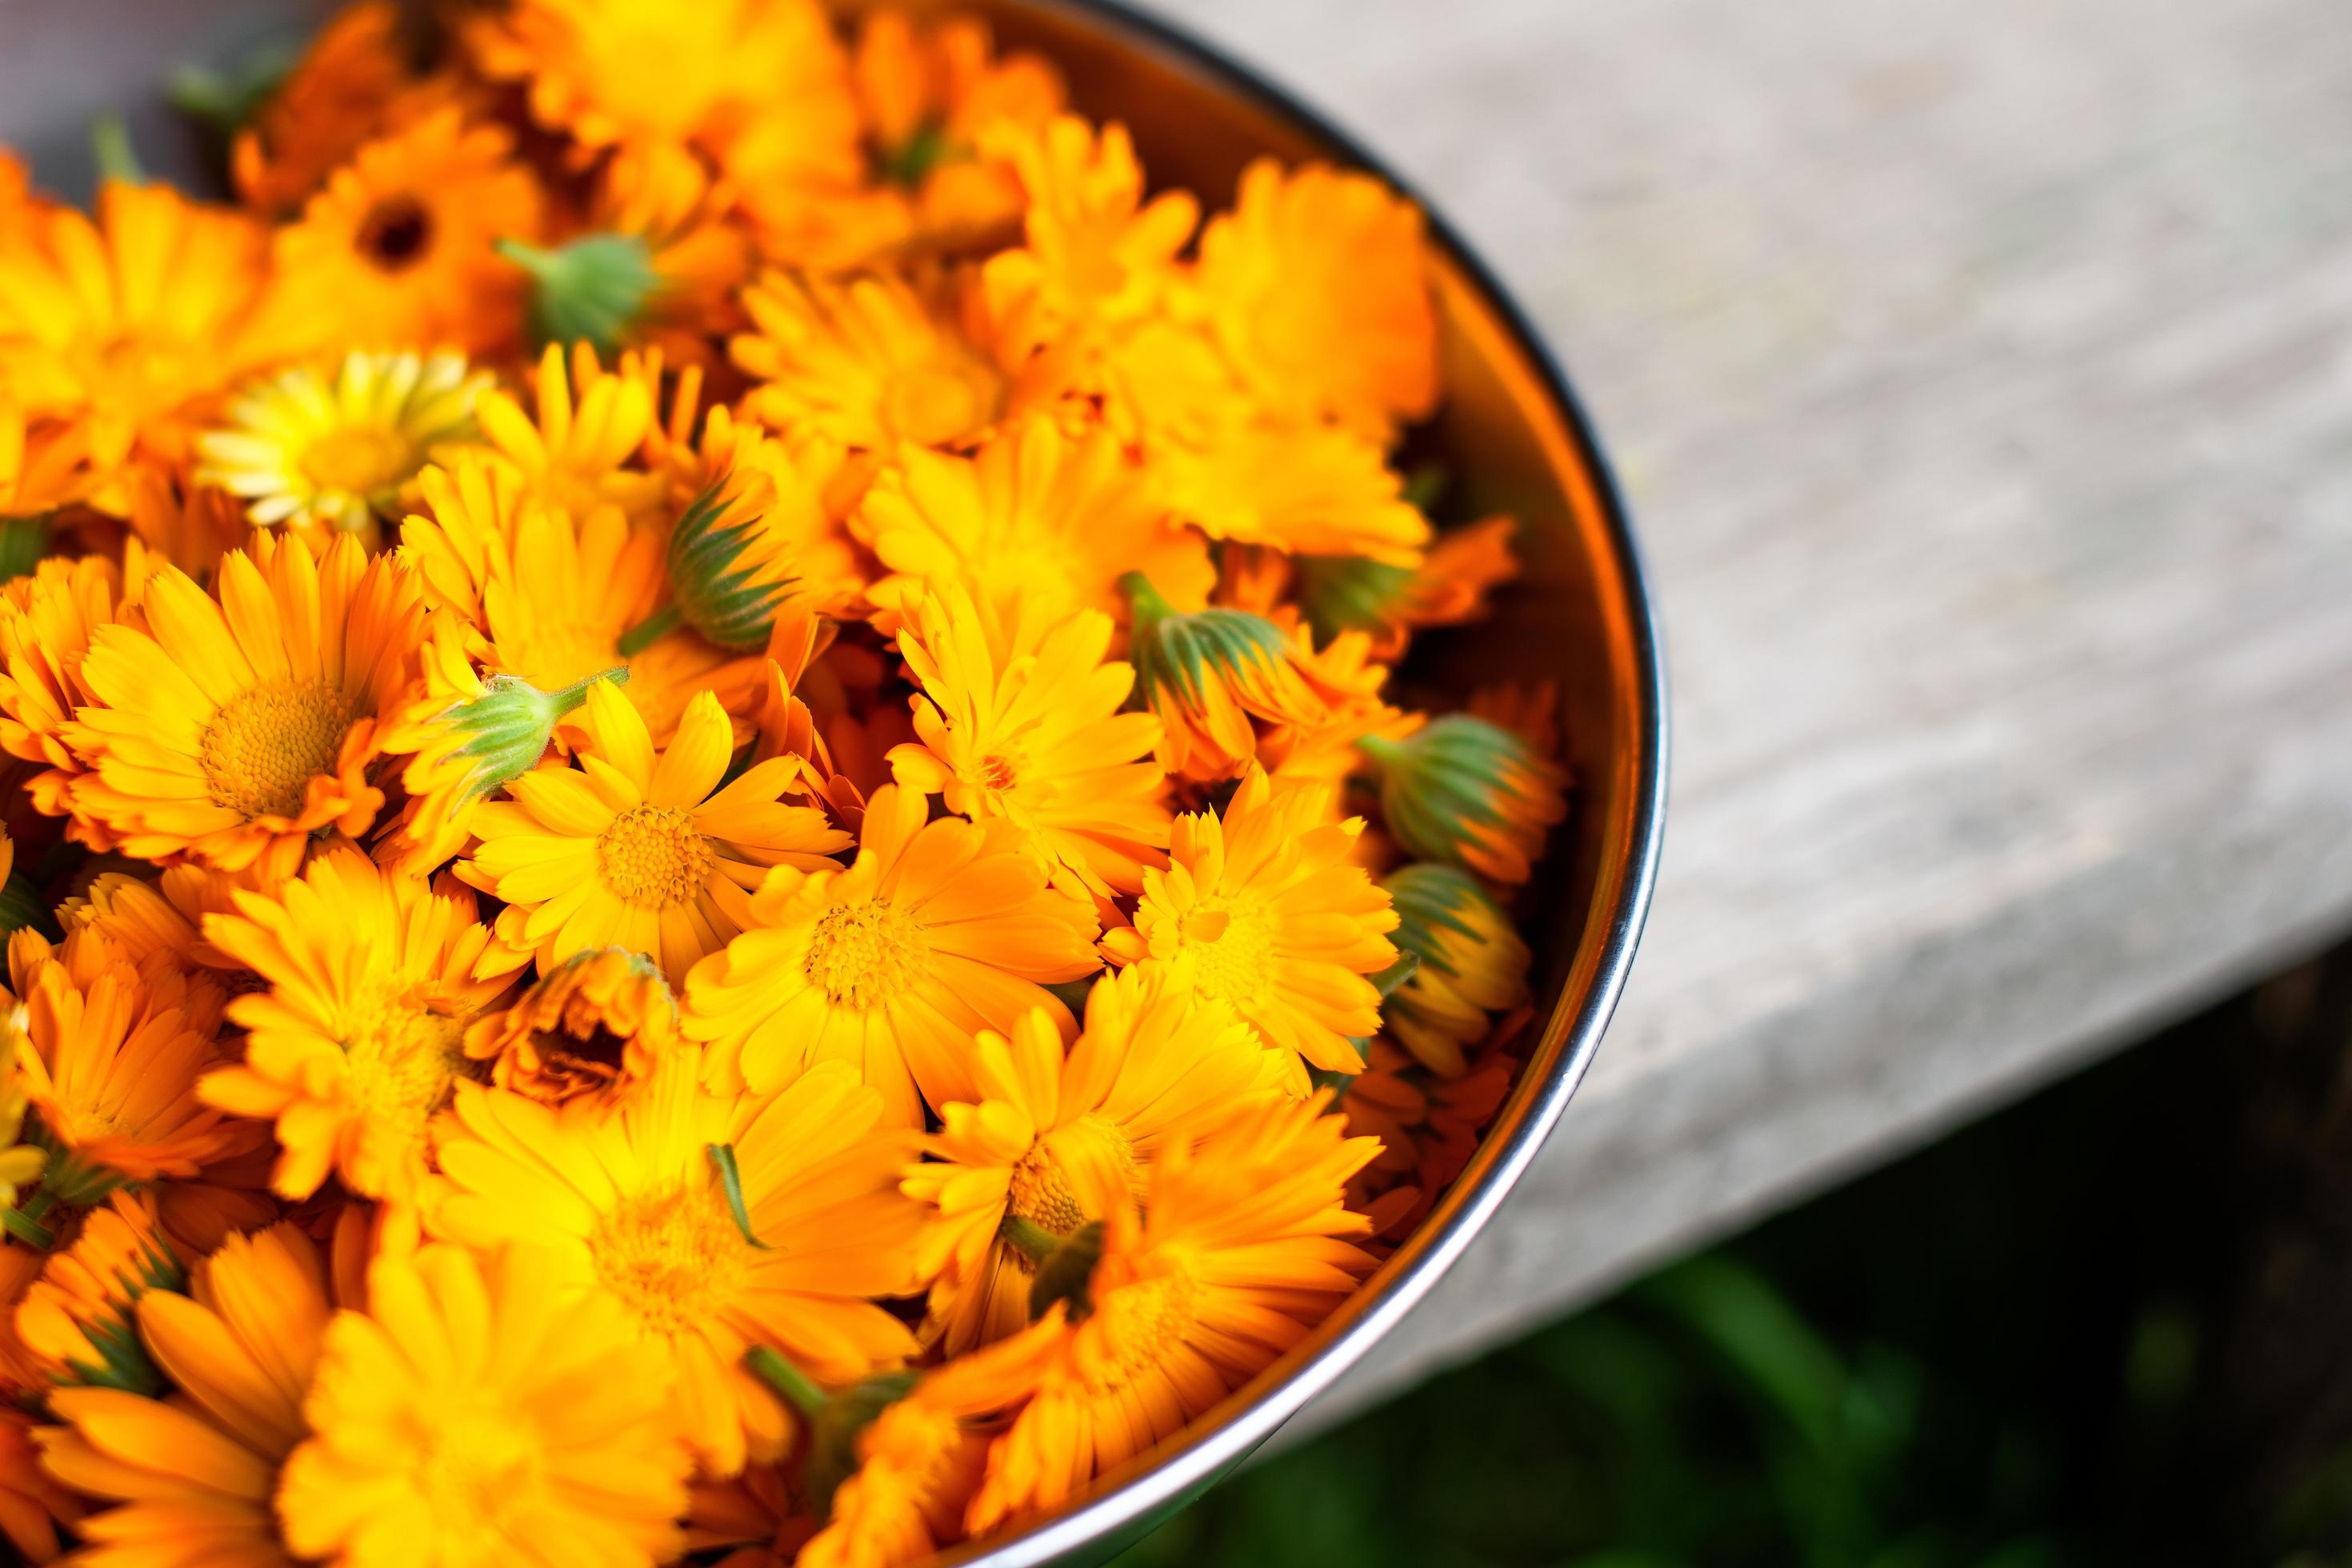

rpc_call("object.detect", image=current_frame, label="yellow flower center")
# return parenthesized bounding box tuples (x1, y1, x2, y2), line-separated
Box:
(1098, 1266, 1200, 1393)
(302, 422, 417, 498)
(199, 678, 354, 821)
(974, 750, 1022, 792)
(588, 1183, 750, 1338)
(879, 358, 999, 447)
(409, 1400, 542, 1534)
(1008, 1117, 1137, 1234)
(596, 805, 715, 910)
(342, 997, 471, 1150)
(1174, 895, 1276, 1008)
(803, 898, 928, 1010)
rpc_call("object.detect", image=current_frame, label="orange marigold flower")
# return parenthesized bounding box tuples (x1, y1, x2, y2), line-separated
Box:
(278, 1240, 692, 1566)
(961, 1094, 1379, 1534)
(1158, 417, 1430, 566)
(14, 1190, 181, 1392)
(231, 0, 462, 215)
(1195, 158, 1439, 439)
(269, 107, 546, 357)
(64, 530, 428, 878)
(853, 9, 1065, 249)
(904, 962, 1287, 1355)
(429, 1056, 925, 1476)
(462, 946, 684, 1108)
(0, 1403, 80, 1562)
(734, 268, 1006, 452)
(1102, 766, 1399, 1075)
(0, 394, 96, 520)
(887, 581, 1169, 898)
(857, 418, 1212, 630)
(35, 1220, 338, 1565)
(682, 782, 1099, 1122)
(658, 399, 872, 624)
(199, 844, 526, 1200)
(1294, 512, 1518, 654)
(9, 926, 242, 1202)
(0, 182, 274, 500)
(465, 680, 851, 983)
(0, 554, 132, 832)
(1120, 573, 1332, 782)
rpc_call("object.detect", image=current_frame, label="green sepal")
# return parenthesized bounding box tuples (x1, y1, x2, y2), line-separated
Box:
(0, 518, 52, 584)
(1294, 554, 1414, 645)
(706, 1142, 772, 1250)
(667, 484, 794, 652)
(55, 1230, 180, 1396)
(498, 234, 660, 357)
(1029, 1219, 1106, 1324)
(90, 114, 146, 186)
(442, 667, 624, 805)
(1358, 715, 1542, 874)
(1382, 864, 1502, 981)
(167, 41, 301, 134)
(0, 872, 58, 942)
(1308, 1030, 1374, 1102)
(1120, 572, 1290, 707)
(880, 121, 952, 188)
(804, 1369, 921, 1519)
(1042, 973, 1102, 1017)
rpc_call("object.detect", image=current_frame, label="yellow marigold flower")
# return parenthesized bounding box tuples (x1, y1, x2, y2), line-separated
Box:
(197, 349, 484, 539)
(469, 341, 664, 523)
(962, 1094, 1379, 1533)
(429, 1056, 926, 1475)
(199, 844, 526, 1200)
(858, 418, 1212, 629)
(10, 926, 241, 1204)
(0, 182, 273, 498)
(467, 679, 850, 982)
(1121, 572, 1332, 782)
(36, 1220, 335, 1566)
(1102, 766, 1399, 1075)
(904, 962, 1286, 1356)
(462, 946, 682, 1108)
(0, 554, 130, 831)
(887, 581, 1169, 898)
(0, 394, 96, 519)
(270, 107, 545, 356)
(15, 1190, 181, 1392)
(980, 116, 1198, 356)
(0, 1403, 81, 1562)
(1195, 158, 1439, 440)
(1358, 712, 1570, 886)
(375, 614, 621, 875)
(852, 9, 1065, 247)
(1160, 417, 1430, 566)
(734, 269, 1005, 452)
(1380, 863, 1531, 1078)
(682, 782, 1099, 1122)
(231, 0, 461, 215)
(278, 1240, 692, 1566)
(65, 531, 429, 878)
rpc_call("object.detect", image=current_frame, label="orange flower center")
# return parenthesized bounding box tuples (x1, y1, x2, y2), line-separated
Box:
(596, 806, 714, 910)
(1006, 1117, 1135, 1234)
(1096, 1266, 1200, 1393)
(199, 678, 354, 821)
(358, 196, 435, 274)
(588, 1183, 750, 1338)
(342, 997, 471, 1151)
(1174, 894, 1274, 1008)
(974, 750, 1022, 792)
(302, 422, 417, 498)
(410, 1405, 543, 1534)
(803, 898, 927, 1010)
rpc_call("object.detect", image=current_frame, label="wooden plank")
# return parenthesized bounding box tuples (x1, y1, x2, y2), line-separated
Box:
(1124, 0, 2352, 1429)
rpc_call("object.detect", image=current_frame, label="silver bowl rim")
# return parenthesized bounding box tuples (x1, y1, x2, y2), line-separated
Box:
(938, 2, 1673, 1564)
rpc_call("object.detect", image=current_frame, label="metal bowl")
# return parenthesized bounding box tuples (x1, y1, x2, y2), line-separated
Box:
(934, 3, 1670, 1563)
(0, 3, 1666, 1562)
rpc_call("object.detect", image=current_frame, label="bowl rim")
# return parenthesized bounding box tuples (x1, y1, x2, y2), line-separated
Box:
(936, 2, 1671, 1562)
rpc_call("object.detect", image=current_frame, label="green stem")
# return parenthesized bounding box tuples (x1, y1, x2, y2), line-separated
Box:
(4, 1189, 57, 1250)
(551, 664, 631, 708)
(493, 237, 555, 275)
(746, 1346, 830, 1420)
(91, 114, 144, 184)
(616, 605, 680, 658)
(1356, 733, 1409, 769)
(999, 1215, 1063, 1268)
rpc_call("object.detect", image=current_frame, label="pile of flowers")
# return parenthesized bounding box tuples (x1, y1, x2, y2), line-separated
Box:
(0, 2, 1570, 1563)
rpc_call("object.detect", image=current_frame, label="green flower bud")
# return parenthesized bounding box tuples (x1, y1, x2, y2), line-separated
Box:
(1381, 863, 1530, 1076)
(498, 234, 660, 357)
(742, 1347, 918, 1520)
(1294, 553, 1414, 645)
(1028, 1219, 1106, 1324)
(662, 482, 797, 653)
(1358, 714, 1567, 886)
(433, 666, 626, 806)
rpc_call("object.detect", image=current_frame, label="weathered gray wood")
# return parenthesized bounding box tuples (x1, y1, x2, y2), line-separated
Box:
(1126, 0, 2352, 1430)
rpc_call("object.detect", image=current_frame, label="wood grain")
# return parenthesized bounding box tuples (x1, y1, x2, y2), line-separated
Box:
(1126, 0, 2352, 1430)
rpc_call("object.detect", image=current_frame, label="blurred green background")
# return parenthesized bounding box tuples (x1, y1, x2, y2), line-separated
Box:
(1111, 946, 2352, 1568)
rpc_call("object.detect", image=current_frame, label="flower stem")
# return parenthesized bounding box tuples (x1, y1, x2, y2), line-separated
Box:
(746, 1346, 830, 1420)
(616, 605, 680, 658)
(998, 1215, 1064, 1268)
(550, 664, 632, 707)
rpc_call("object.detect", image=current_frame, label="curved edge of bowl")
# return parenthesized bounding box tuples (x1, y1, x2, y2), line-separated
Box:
(933, 5, 1671, 1565)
